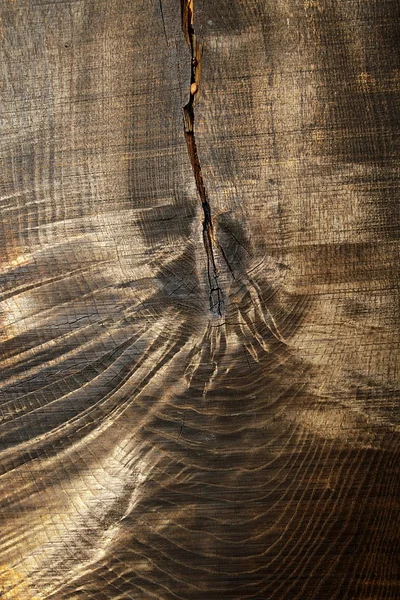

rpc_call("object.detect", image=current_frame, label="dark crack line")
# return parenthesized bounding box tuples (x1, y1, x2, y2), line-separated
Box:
(217, 243, 236, 280)
(181, 0, 224, 316)
(159, 0, 169, 47)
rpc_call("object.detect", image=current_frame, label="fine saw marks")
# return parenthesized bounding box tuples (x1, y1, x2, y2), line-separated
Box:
(0, 0, 399, 599)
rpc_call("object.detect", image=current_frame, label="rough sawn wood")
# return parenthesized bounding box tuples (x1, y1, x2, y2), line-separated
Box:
(0, 0, 399, 599)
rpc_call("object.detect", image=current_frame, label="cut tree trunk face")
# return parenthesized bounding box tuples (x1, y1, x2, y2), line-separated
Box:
(0, 1, 399, 599)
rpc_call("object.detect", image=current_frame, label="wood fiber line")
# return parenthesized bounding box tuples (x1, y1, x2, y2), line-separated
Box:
(0, 0, 399, 599)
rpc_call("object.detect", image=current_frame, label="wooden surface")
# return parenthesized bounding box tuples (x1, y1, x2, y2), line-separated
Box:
(0, 0, 399, 598)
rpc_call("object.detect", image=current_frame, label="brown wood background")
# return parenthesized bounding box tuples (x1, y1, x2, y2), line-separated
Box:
(0, 1, 399, 598)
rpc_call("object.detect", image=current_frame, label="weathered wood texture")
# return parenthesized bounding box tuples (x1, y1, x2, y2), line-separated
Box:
(0, 0, 399, 598)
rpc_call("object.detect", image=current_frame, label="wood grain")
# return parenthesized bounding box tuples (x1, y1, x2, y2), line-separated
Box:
(0, 0, 399, 598)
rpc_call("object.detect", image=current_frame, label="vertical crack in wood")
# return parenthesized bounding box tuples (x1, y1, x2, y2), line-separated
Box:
(159, 0, 169, 47)
(181, 0, 224, 316)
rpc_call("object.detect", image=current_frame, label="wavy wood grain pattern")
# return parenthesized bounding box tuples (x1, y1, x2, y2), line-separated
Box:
(0, 0, 399, 598)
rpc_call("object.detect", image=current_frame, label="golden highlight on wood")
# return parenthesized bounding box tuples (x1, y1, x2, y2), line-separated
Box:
(0, 0, 399, 599)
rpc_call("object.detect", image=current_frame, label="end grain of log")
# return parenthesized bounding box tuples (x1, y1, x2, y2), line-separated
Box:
(0, 1, 398, 599)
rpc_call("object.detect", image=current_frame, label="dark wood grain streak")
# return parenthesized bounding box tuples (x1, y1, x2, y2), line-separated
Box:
(0, 0, 399, 599)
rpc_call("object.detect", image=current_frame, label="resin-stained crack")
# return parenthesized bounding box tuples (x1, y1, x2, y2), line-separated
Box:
(181, 0, 224, 316)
